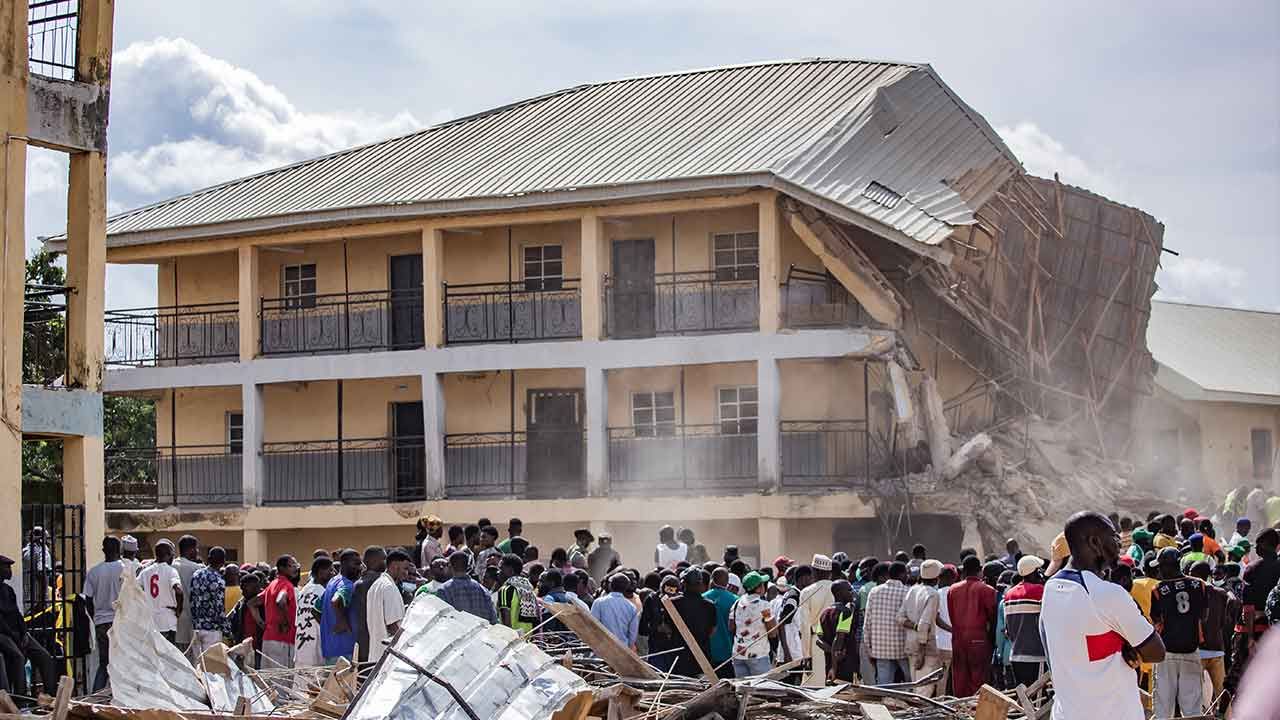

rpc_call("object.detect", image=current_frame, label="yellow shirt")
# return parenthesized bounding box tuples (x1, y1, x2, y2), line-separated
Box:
(1130, 577, 1158, 620)
(225, 585, 242, 614)
(1154, 533, 1178, 550)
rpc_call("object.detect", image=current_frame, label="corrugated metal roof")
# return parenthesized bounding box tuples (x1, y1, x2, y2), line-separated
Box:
(346, 594, 590, 720)
(94, 58, 1020, 252)
(1148, 300, 1280, 400)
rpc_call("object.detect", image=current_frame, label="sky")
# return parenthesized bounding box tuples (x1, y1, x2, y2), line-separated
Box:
(23, 1, 1280, 312)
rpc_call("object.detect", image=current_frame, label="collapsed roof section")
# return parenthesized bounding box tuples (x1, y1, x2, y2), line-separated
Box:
(63, 58, 1017, 259)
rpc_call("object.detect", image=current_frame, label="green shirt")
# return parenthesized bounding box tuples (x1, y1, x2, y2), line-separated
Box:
(858, 580, 876, 611)
(497, 538, 513, 554)
(703, 587, 739, 664)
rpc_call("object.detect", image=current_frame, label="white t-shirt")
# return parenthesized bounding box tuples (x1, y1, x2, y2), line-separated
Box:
(137, 562, 183, 633)
(1040, 567, 1154, 720)
(365, 573, 406, 664)
(655, 542, 688, 569)
(294, 581, 326, 668)
(936, 585, 952, 652)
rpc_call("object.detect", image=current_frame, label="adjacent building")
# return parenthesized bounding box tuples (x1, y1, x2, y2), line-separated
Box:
(1134, 301, 1280, 498)
(79, 59, 1162, 564)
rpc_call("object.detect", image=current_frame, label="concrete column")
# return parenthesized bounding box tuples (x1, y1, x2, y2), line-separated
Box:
(757, 358, 781, 493)
(422, 227, 445, 347)
(1, 0, 30, 571)
(238, 245, 260, 361)
(758, 193, 782, 334)
(65, 152, 106, 388)
(63, 436, 105, 564)
(585, 366, 609, 497)
(579, 213, 604, 340)
(241, 529, 267, 564)
(241, 383, 264, 506)
(757, 517, 784, 570)
(421, 371, 446, 499)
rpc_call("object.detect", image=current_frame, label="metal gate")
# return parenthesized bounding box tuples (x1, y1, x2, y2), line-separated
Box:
(18, 504, 88, 695)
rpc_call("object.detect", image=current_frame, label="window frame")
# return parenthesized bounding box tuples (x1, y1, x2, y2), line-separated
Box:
(716, 385, 758, 435)
(631, 390, 677, 437)
(522, 244, 564, 292)
(711, 231, 759, 282)
(281, 263, 317, 309)
(226, 412, 244, 455)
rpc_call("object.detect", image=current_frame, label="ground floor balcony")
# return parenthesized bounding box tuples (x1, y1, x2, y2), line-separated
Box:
(260, 436, 426, 504)
(105, 303, 240, 367)
(260, 289, 424, 356)
(105, 444, 243, 508)
(608, 424, 758, 495)
(443, 280, 582, 345)
(780, 419, 885, 490)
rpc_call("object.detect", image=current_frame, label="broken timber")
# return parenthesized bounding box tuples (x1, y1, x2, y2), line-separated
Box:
(544, 601, 661, 680)
(660, 595, 718, 680)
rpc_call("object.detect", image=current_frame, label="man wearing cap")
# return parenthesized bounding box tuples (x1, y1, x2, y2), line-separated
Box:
(1180, 533, 1215, 572)
(1150, 546, 1207, 716)
(138, 539, 185, 644)
(0, 555, 58, 697)
(898, 559, 943, 695)
(415, 516, 444, 569)
(799, 553, 835, 686)
(120, 535, 142, 576)
(1003, 555, 1047, 687)
(729, 572, 776, 677)
(588, 533, 620, 583)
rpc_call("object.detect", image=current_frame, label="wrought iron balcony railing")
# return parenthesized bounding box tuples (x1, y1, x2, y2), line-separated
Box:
(261, 436, 426, 505)
(105, 444, 243, 509)
(781, 266, 877, 329)
(105, 303, 239, 367)
(604, 271, 759, 338)
(443, 279, 581, 345)
(608, 423, 757, 494)
(260, 289, 423, 356)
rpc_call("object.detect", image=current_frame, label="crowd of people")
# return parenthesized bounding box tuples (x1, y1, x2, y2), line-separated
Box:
(2, 506, 1273, 718)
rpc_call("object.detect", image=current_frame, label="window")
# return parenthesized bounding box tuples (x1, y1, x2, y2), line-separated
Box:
(632, 391, 676, 437)
(227, 412, 244, 455)
(282, 263, 317, 308)
(713, 232, 759, 281)
(523, 245, 563, 291)
(1252, 428, 1274, 479)
(718, 386, 757, 435)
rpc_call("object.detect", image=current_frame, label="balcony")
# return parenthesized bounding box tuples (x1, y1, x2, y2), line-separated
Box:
(28, 0, 78, 80)
(780, 420, 871, 490)
(105, 444, 243, 509)
(261, 436, 426, 505)
(444, 429, 585, 499)
(24, 283, 67, 385)
(443, 279, 582, 345)
(260, 289, 423, 356)
(105, 303, 239, 367)
(608, 424, 757, 495)
(604, 271, 758, 339)
(781, 266, 877, 329)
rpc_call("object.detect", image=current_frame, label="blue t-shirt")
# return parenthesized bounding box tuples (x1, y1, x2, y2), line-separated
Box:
(703, 587, 738, 664)
(320, 574, 356, 659)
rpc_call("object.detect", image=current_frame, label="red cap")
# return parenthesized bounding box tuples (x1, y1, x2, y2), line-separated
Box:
(1183, 508, 1199, 519)
(774, 556, 794, 571)
(1118, 556, 1135, 567)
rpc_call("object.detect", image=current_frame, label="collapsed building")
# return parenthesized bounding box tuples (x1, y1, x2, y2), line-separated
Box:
(52, 58, 1167, 564)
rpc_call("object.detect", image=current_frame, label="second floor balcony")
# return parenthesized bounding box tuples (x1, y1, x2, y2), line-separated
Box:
(603, 271, 759, 339)
(260, 289, 424, 356)
(105, 303, 240, 367)
(443, 279, 582, 345)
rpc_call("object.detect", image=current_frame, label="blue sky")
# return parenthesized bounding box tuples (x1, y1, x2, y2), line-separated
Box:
(24, 1, 1280, 311)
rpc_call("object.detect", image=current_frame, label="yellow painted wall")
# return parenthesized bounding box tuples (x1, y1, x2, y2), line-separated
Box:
(443, 222, 580, 285)
(606, 362, 755, 427)
(159, 252, 239, 306)
(780, 359, 866, 420)
(1197, 401, 1280, 494)
(155, 386, 242, 447)
(602, 206, 758, 276)
(443, 369, 585, 434)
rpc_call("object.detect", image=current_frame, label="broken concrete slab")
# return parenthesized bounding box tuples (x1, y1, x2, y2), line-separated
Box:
(942, 433, 994, 482)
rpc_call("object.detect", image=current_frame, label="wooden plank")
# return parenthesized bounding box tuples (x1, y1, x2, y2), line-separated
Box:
(975, 685, 1016, 720)
(51, 677, 73, 720)
(660, 594, 718, 680)
(545, 601, 661, 680)
(0, 691, 17, 715)
(858, 702, 897, 720)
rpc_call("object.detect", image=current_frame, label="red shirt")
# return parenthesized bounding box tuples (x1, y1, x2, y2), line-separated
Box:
(947, 577, 996, 642)
(262, 577, 297, 644)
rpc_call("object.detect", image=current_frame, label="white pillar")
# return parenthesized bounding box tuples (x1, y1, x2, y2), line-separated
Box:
(422, 372, 446, 499)
(585, 366, 609, 497)
(757, 358, 781, 493)
(241, 383, 264, 506)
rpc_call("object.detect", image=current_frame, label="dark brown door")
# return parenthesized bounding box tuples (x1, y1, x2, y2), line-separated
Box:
(610, 238, 655, 338)
(389, 254, 424, 349)
(526, 389, 584, 498)
(392, 401, 425, 500)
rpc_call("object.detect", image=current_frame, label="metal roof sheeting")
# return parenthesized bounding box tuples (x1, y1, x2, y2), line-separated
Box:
(97, 58, 1020, 252)
(346, 594, 590, 720)
(1148, 300, 1280, 400)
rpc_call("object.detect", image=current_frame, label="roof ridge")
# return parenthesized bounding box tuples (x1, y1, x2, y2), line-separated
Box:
(100, 58, 923, 228)
(1153, 299, 1280, 316)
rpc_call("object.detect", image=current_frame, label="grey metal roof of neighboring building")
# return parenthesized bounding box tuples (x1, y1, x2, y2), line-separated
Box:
(1147, 300, 1280, 402)
(90, 58, 1021, 254)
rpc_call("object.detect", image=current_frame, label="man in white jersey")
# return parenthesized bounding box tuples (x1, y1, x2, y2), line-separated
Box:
(137, 540, 184, 644)
(1040, 512, 1165, 720)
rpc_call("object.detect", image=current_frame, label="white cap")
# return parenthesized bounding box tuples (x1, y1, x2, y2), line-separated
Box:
(727, 573, 743, 592)
(812, 554, 833, 571)
(120, 535, 139, 551)
(1017, 555, 1045, 578)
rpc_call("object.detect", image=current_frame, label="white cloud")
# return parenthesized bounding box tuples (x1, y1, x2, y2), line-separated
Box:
(1154, 255, 1253, 309)
(996, 122, 1122, 200)
(106, 37, 423, 208)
